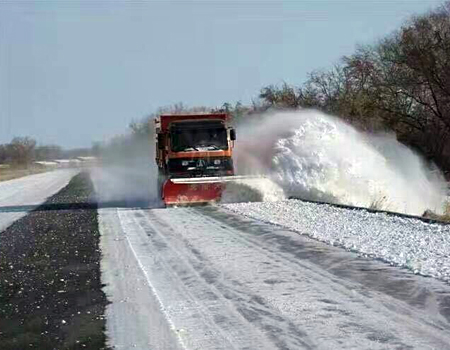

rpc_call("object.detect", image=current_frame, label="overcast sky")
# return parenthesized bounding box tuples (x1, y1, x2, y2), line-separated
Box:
(0, 0, 445, 148)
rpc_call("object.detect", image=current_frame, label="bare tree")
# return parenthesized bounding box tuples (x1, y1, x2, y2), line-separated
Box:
(6, 137, 37, 166)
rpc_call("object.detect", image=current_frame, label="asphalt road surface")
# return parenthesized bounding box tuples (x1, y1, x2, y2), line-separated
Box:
(2, 169, 450, 350)
(97, 203, 450, 349)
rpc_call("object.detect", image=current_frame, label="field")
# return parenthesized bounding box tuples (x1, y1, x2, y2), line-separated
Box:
(0, 167, 49, 182)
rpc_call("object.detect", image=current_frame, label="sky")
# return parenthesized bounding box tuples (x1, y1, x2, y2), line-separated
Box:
(0, 0, 446, 149)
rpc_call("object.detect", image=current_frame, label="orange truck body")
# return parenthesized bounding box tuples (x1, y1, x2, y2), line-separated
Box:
(155, 113, 235, 205)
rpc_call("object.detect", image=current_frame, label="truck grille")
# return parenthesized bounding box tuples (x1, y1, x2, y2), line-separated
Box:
(167, 157, 233, 177)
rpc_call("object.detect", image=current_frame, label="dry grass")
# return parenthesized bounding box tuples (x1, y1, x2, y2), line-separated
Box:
(442, 201, 450, 222)
(422, 201, 450, 223)
(369, 195, 390, 211)
(369, 193, 450, 223)
(0, 167, 47, 182)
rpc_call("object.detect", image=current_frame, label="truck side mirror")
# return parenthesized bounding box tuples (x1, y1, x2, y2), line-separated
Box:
(230, 129, 236, 141)
(157, 134, 165, 150)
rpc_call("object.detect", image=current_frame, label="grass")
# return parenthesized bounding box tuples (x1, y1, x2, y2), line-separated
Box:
(0, 167, 48, 182)
(422, 201, 450, 223)
(442, 201, 450, 222)
(369, 195, 390, 211)
(369, 193, 450, 223)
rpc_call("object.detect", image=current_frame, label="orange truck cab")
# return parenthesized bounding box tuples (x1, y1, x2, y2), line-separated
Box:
(155, 113, 236, 205)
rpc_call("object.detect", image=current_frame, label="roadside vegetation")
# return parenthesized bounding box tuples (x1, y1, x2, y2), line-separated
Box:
(443, 202, 450, 222)
(0, 167, 47, 182)
(0, 137, 60, 166)
(369, 195, 390, 212)
(0, 137, 93, 182)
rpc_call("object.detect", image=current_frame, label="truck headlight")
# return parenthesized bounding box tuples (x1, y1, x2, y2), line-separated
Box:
(214, 159, 221, 165)
(182, 161, 189, 166)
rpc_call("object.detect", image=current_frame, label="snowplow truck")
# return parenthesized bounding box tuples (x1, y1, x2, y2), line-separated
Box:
(155, 113, 237, 205)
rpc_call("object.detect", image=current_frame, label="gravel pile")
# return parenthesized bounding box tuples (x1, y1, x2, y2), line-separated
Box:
(0, 173, 107, 350)
(224, 199, 450, 283)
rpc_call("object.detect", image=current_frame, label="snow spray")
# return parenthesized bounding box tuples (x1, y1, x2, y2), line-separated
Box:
(91, 133, 163, 208)
(224, 110, 447, 216)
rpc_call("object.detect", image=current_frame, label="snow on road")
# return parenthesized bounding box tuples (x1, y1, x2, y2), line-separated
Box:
(225, 200, 450, 283)
(97, 204, 450, 349)
(0, 169, 78, 232)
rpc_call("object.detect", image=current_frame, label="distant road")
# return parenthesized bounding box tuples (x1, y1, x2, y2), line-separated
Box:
(0, 169, 78, 232)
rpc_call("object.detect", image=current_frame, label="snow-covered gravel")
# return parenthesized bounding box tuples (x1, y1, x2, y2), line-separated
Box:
(223, 199, 450, 283)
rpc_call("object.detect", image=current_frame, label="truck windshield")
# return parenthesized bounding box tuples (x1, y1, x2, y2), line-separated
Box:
(171, 122, 228, 152)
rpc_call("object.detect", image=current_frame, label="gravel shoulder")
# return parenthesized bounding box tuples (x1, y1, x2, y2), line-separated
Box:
(0, 172, 107, 350)
(224, 199, 450, 283)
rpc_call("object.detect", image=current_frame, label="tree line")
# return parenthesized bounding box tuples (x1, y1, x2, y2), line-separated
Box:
(0, 137, 92, 167)
(0, 137, 59, 167)
(107, 2, 450, 177)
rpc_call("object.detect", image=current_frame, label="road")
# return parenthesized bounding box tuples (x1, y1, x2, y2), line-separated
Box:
(0, 169, 78, 232)
(97, 204, 450, 349)
(1, 168, 449, 349)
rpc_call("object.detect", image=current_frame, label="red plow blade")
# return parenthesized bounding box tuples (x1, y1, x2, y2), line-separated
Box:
(162, 179, 225, 205)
